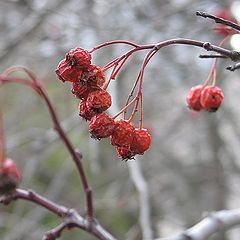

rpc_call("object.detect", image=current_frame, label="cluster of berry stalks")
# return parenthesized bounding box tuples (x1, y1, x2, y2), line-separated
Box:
(56, 47, 151, 160)
(186, 84, 224, 112)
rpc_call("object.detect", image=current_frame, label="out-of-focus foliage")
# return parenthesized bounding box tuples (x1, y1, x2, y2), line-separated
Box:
(1, 0, 240, 239)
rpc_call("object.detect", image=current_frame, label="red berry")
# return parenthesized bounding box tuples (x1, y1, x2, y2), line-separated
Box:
(131, 128, 152, 154)
(111, 120, 135, 147)
(89, 113, 116, 139)
(79, 100, 95, 121)
(55, 59, 82, 83)
(0, 159, 21, 194)
(66, 47, 92, 69)
(86, 89, 112, 113)
(186, 85, 204, 111)
(116, 146, 136, 161)
(80, 64, 106, 87)
(71, 82, 91, 99)
(200, 86, 224, 112)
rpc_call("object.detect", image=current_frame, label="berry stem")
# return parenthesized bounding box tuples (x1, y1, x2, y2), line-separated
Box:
(0, 109, 5, 167)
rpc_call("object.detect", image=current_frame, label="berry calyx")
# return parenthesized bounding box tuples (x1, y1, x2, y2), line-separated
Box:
(66, 47, 92, 69)
(89, 113, 116, 139)
(200, 86, 224, 112)
(186, 85, 204, 111)
(55, 59, 82, 83)
(111, 119, 135, 147)
(131, 128, 152, 154)
(86, 89, 112, 113)
(0, 159, 21, 195)
(116, 146, 135, 161)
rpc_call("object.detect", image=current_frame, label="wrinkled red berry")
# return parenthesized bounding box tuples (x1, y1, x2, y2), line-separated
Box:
(72, 82, 91, 99)
(200, 86, 224, 112)
(55, 59, 82, 83)
(79, 100, 95, 121)
(86, 89, 112, 113)
(186, 85, 204, 111)
(66, 47, 92, 69)
(80, 65, 106, 87)
(116, 146, 135, 161)
(213, 9, 237, 36)
(0, 159, 21, 194)
(89, 113, 116, 139)
(111, 120, 135, 147)
(131, 128, 152, 154)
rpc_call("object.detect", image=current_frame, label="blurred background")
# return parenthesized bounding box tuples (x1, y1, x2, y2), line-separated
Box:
(1, 0, 240, 239)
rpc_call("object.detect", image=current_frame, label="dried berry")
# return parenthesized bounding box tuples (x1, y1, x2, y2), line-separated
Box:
(186, 85, 204, 111)
(116, 146, 135, 161)
(0, 159, 21, 195)
(66, 47, 92, 69)
(86, 89, 112, 113)
(79, 100, 95, 121)
(111, 120, 135, 147)
(89, 113, 116, 139)
(80, 65, 106, 87)
(72, 82, 91, 99)
(131, 128, 152, 154)
(200, 86, 224, 112)
(55, 59, 82, 83)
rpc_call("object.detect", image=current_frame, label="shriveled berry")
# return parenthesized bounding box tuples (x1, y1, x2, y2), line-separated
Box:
(116, 146, 135, 161)
(80, 65, 106, 87)
(79, 100, 95, 121)
(86, 89, 112, 113)
(0, 159, 21, 195)
(131, 128, 152, 154)
(111, 120, 135, 147)
(200, 86, 224, 112)
(55, 59, 82, 83)
(72, 82, 91, 99)
(89, 113, 116, 139)
(186, 85, 204, 111)
(66, 47, 92, 69)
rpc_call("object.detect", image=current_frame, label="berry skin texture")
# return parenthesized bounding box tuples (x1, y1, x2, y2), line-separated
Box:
(71, 82, 91, 99)
(116, 146, 136, 161)
(186, 85, 204, 111)
(79, 100, 95, 121)
(0, 159, 21, 195)
(89, 113, 116, 139)
(86, 89, 112, 113)
(200, 86, 224, 112)
(66, 47, 92, 69)
(55, 59, 82, 83)
(111, 120, 135, 147)
(131, 128, 152, 154)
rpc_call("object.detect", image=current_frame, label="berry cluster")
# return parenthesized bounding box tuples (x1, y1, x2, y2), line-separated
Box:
(186, 85, 224, 112)
(0, 159, 21, 194)
(56, 48, 152, 160)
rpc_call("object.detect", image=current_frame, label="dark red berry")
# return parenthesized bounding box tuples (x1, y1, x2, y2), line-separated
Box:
(71, 82, 91, 99)
(0, 159, 21, 195)
(86, 89, 112, 113)
(116, 146, 136, 161)
(79, 100, 95, 121)
(186, 85, 204, 111)
(66, 47, 92, 69)
(131, 128, 152, 154)
(80, 64, 106, 87)
(55, 59, 82, 83)
(111, 120, 135, 147)
(89, 113, 116, 139)
(200, 86, 224, 112)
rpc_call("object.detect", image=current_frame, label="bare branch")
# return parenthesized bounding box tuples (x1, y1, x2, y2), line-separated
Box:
(226, 62, 240, 71)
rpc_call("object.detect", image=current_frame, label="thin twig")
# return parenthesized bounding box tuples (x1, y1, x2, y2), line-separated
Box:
(226, 62, 240, 71)
(199, 54, 228, 59)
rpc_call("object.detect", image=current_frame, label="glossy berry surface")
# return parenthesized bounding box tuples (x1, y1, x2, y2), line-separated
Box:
(200, 86, 224, 112)
(186, 85, 204, 111)
(131, 128, 152, 154)
(116, 146, 135, 161)
(66, 47, 92, 69)
(86, 90, 112, 113)
(79, 100, 95, 121)
(55, 59, 82, 83)
(111, 120, 135, 147)
(89, 113, 116, 139)
(0, 159, 21, 194)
